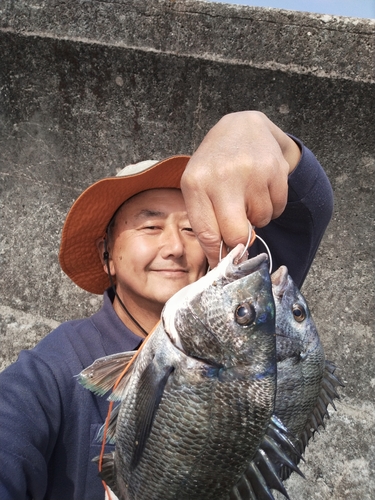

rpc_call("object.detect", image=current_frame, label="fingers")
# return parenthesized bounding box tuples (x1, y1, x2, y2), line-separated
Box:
(181, 166, 261, 268)
(252, 173, 288, 225)
(182, 155, 289, 268)
(182, 195, 223, 269)
(181, 111, 296, 267)
(186, 200, 253, 269)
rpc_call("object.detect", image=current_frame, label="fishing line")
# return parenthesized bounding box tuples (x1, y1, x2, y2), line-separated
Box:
(254, 233, 273, 274)
(219, 221, 256, 262)
(218, 221, 273, 273)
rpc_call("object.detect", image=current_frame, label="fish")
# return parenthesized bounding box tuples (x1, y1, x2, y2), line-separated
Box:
(79, 245, 278, 500)
(235, 265, 343, 500)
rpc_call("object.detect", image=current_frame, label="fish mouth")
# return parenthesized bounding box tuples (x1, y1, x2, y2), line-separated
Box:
(224, 245, 269, 282)
(270, 265, 289, 298)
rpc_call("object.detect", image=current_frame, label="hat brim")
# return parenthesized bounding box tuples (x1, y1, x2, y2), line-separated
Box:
(59, 155, 190, 294)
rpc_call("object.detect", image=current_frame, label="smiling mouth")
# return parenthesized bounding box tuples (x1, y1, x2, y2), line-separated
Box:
(151, 269, 188, 278)
(153, 269, 187, 273)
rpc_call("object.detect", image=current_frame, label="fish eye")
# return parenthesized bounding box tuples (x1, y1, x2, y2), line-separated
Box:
(292, 303, 306, 322)
(235, 302, 256, 326)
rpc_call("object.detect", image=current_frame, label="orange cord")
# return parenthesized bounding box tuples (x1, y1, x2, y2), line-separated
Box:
(99, 321, 161, 498)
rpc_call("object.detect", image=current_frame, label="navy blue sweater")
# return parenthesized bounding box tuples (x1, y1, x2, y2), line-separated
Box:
(0, 140, 333, 499)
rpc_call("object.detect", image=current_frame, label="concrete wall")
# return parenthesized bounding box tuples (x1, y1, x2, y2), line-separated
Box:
(0, 1, 374, 498)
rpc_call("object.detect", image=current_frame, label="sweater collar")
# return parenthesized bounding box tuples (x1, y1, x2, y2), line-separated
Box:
(89, 288, 144, 354)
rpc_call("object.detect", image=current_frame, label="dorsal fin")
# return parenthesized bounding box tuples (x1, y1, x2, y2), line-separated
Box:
(231, 416, 302, 500)
(279, 360, 344, 480)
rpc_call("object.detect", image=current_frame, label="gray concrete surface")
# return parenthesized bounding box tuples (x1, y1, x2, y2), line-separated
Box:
(0, 1, 374, 498)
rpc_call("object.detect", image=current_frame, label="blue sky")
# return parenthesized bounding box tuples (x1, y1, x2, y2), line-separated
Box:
(207, 0, 375, 19)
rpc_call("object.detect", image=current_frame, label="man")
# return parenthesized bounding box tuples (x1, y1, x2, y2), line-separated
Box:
(0, 111, 333, 499)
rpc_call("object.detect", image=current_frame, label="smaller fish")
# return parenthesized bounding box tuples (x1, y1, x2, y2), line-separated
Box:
(231, 265, 343, 500)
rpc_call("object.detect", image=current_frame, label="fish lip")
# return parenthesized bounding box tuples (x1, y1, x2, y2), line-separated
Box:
(225, 248, 269, 280)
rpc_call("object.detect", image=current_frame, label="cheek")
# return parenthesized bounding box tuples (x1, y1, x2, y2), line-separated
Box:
(198, 259, 209, 278)
(114, 237, 156, 269)
(189, 242, 208, 276)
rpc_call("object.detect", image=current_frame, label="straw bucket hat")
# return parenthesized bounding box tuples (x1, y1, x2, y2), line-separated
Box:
(59, 155, 190, 294)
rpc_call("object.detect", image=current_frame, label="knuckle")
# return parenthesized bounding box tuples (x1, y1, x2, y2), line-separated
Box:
(249, 207, 272, 228)
(180, 170, 198, 191)
(272, 201, 287, 219)
(196, 228, 221, 248)
(254, 216, 272, 228)
(181, 161, 210, 188)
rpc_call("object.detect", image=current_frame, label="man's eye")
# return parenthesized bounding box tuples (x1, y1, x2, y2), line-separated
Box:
(183, 227, 196, 235)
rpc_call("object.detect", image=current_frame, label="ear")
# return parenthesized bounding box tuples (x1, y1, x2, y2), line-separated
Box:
(96, 237, 115, 277)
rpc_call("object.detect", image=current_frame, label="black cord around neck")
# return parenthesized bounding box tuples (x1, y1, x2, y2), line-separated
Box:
(103, 245, 149, 337)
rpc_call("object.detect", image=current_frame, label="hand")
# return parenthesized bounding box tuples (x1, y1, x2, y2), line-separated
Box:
(180, 111, 301, 269)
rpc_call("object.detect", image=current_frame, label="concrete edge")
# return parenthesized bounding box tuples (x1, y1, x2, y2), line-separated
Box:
(1, 26, 374, 84)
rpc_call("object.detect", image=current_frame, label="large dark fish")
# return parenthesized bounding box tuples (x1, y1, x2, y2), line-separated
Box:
(235, 265, 343, 500)
(80, 245, 278, 500)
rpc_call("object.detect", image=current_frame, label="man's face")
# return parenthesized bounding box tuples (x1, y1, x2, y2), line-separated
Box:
(107, 188, 207, 317)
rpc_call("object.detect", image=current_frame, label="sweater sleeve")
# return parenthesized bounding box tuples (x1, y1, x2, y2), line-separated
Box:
(0, 350, 62, 500)
(250, 137, 334, 289)
(0, 299, 140, 500)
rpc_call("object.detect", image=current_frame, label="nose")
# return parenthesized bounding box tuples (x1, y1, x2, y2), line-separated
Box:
(159, 225, 185, 258)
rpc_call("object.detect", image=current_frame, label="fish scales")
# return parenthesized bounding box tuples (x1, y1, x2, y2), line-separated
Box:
(271, 266, 343, 485)
(118, 367, 274, 499)
(238, 265, 343, 499)
(80, 253, 343, 500)
(80, 247, 277, 500)
(273, 266, 325, 439)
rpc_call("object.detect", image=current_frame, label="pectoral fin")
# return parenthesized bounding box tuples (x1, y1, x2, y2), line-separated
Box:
(78, 351, 137, 396)
(131, 363, 174, 469)
(97, 404, 120, 444)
